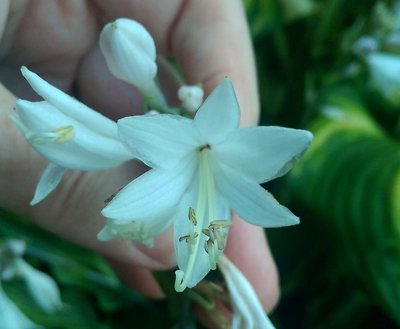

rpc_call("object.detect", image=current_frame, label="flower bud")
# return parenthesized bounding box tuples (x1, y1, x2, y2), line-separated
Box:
(100, 18, 158, 96)
(178, 85, 204, 113)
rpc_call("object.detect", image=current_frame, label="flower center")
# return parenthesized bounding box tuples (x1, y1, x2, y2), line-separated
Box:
(175, 146, 230, 292)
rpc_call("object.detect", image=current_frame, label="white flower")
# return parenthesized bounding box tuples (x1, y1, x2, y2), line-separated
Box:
(15, 259, 62, 313)
(100, 79, 313, 292)
(178, 85, 204, 113)
(0, 284, 42, 329)
(366, 52, 400, 105)
(218, 255, 275, 329)
(100, 18, 166, 106)
(10, 67, 134, 205)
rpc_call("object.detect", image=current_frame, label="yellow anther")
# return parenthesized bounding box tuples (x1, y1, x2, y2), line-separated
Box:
(54, 126, 75, 142)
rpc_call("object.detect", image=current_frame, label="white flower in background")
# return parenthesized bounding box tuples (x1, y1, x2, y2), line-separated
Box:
(0, 285, 41, 329)
(15, 259, 62, 313)
(366, 52, 400, 105)
(218, 255, 275, 329)
(100, 79, 313, 292)
(100, 18, 166, 108)
(0, 240, 62, 313)
(10, 67, 134, 205)
(178, 85, 204, 113)
(352, 35, 379, 56)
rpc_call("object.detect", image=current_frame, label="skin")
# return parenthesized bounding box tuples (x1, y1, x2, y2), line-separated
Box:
(0, 0, 279, 314)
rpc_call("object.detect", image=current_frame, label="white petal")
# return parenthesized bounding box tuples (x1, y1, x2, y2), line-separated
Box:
(21, 66, 118, 137)
(15, 101, 133, 170)
(174, 180, 230, 289)
(173, 182, 208, 289)
(16, 259, 61, 313)
(215, 126, 313, 183)
(215, 163, 299, 227)
(194, 79, 240, 144)
(102, 156, 196, 221)
(118, 114, 198, 169)
(100, 18, 157, 93)
(218, 255, 276, 329)
(31, 163, 67, 205)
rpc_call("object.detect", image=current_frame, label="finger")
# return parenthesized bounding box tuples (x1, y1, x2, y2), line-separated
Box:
(171, 0, 259, 126)
(0, 0, 97, 96)
(224, 214, 280, 312)
(107, 258, 164, 299)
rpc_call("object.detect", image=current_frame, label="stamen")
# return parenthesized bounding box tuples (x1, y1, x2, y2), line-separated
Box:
(188, 207, 197, 225)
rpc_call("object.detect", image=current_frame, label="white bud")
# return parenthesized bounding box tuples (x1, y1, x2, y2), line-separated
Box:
(100, 18, 157, 95)
(178, 85, 204, 113)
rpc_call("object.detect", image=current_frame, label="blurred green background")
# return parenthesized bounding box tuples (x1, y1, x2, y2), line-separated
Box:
(1, 0, 400, 328)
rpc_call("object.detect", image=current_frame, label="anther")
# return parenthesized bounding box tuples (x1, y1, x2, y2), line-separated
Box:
(188, 207, 197, 226)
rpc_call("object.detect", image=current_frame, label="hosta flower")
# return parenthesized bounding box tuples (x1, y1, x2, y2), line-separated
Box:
(100, 18, 166, 107)
(218, 255, 275, 329)
(100, 79, 312, 291)
(178, 85, 204, 113)
(10, 67, 134, 205)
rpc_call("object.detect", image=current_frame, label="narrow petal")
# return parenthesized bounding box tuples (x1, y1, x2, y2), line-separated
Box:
(118, 114, 198, 169)
(194, 79, 240, 144)
(102, 155, 196, 221)
(21, 67, 118, 137)
(215, 126, 313, 183)
(214, 163, 299, 227)
(16, 101, 133, 170)
(218, 255, 276, 329)
(174, 181, 209, 289)
(174, 180, 230, 290)
(31, 163, 67, 205)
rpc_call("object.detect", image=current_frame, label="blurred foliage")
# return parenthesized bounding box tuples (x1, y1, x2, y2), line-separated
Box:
(244, 0, 400, 328)
(2, 0, 400, 328)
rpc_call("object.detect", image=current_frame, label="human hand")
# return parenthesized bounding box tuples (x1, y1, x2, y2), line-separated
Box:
(0, 0, 279, 310)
